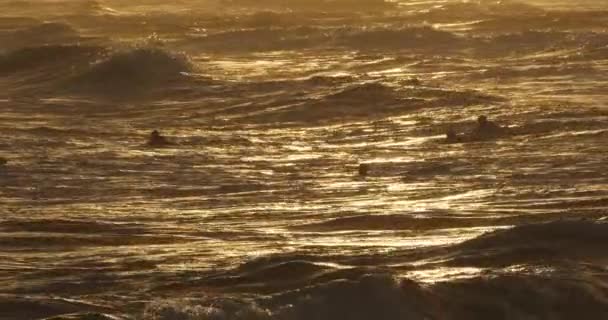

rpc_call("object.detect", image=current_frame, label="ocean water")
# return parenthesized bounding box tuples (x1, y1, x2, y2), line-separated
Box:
(1, 0, 608, 319)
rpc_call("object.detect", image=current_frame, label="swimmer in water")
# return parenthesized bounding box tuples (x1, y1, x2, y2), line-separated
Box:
(407, 77, 421, 86)
(358, 163, 369, 176)
(445, 127, 464, 143)
(147, 130, 170, 147)
(471, 115, 504, 139)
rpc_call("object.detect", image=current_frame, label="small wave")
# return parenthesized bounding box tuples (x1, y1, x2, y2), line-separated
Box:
(76, 0, 121, 16)
(68, 47, 193, 98)
(490, 30, 568, 47)
(444, 220, 608, 267)
(418, 0, 544, 22)
(474, 64, 598, 79)
(187, 27, 326, 53)
(141, 221, 608, 318)
(0, 296, 116, 320)
(144, 269, 608, 319)
(511, 116, 608, 137)
(0, 218, 184, 249)
(39, 313, 124, 320)
(337, 26, 463, 51)
(0, 234, 186, 250)
(3, 22, 80, 49)
(145, 274, 433, 320)
(14, 22, 78, 37)
(0, 0, 119, 17)
(293, 219, 608, 268)
(240, 82, 409, 123)
(222, 0, 395, 11)
(304, 75, 356, 86)
(0, 218, 145, 235)
(0, 45, 103, 75)
(0, 16, 40, 32)
(433, 272, 608, 319)
(241, 11, 289, 28)
(326, 82, 397, 101)
(579, 44, 608, 60)
(473, 10, 608, 33)
(188, 26, 463, 53)
(276, 274, 434, 320)
(472, 30, 573, 56)
(14, 126, 92, 137)
(238, 82, 503, 124)
(461, 219, 608, 251)
(399, 86, 504, 110)
(206, 260, 331, 289)
(291, 214, 488, 232)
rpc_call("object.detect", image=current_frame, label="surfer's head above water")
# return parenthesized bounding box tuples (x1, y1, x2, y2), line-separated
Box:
(445, 127, 460, 143)
(471, 115, 506, 140)
(147, 130, 170, 146)
(477, 115, 488, 126)
(358, 163, 369, 176)
(476, 115, 501, 129)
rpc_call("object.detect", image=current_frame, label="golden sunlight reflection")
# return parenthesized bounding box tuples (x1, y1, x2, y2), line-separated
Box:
(405, 267, 486, 283)
(2, 0, 608, 318)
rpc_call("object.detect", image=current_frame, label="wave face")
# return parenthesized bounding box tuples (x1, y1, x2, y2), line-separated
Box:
(67, 47, 195, 98)
(142, 274, 608, 320)
(138, 222, 608, 320)
(0, 46, 203, 99)
(2, 1, 608, 319)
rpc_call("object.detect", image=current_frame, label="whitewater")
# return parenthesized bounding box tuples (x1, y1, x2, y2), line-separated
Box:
(1, 0, 608, 319)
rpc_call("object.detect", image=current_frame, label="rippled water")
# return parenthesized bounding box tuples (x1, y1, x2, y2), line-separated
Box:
(1, 1, 608, 319)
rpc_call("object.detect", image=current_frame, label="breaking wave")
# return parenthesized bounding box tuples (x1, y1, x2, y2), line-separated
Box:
(67, 47, 195, 98)
(140, 219, 608, 318)
(3, 1, 608, 320)
(143, 271, 608, 320)
(0, 45, 204, 99)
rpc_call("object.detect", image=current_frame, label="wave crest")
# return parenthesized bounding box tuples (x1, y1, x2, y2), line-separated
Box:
(461, 220, 608, 251)
(143, 299, 270, 320)
(69, 47, 193, 98)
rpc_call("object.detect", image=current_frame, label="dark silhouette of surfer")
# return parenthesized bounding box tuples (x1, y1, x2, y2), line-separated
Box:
(406, 77, 421, 86)
(358, 163, 369, 176)
(147, 130, 171, 147)
(445, 115, 507, 143)
(471, 115, 504, 139)
(445, 127, 464, 143)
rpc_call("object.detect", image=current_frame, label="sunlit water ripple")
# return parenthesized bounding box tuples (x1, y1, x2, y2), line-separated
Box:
(1, 0, 608, 319)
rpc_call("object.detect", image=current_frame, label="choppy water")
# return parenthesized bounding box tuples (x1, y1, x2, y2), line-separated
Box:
(1, 1, 608, 319)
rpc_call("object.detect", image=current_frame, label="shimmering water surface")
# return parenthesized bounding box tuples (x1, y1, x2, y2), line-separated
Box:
(1, 1, 608, 319)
